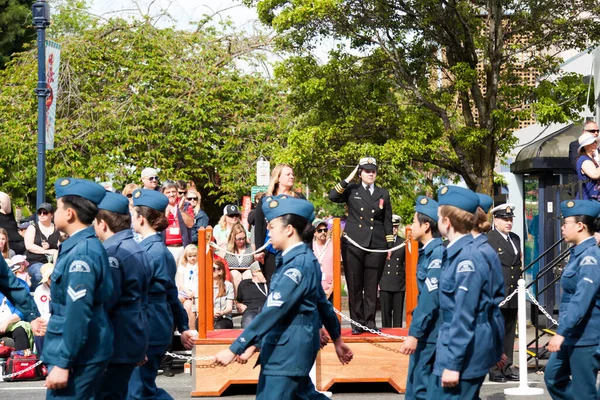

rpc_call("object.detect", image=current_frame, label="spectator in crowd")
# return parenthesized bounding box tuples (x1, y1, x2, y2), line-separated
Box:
(176, 244, 198, 329)
(122, 183, 140, 207)
(187, 189, 209, 244)
(8, 255, 31, 287)
(235, 262, 268, 328)
(0, 192, 25, 255)
(161, 181, 194, 261)
(213, 259, 234, 329)
(214, 205, 244, 256)
(224, 223, 254, 292)
(33, 263, 53, 356)
(575, 131, 600, 200)
(141, 167, 160, 190)
(379, 215, 406, 328)
(570, 121, 600, 171)
(0, 280, 32, 351)
(253, 164, 305, 284)
(17, 222, 29, 238)
(312, 219, 333, 300)
(0, 228, 15, 259)
(24, 202, 60, 290)
(175, 180, 188, 203)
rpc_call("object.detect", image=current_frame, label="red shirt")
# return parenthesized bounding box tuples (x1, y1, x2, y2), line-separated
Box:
(165, 207, 183, 246)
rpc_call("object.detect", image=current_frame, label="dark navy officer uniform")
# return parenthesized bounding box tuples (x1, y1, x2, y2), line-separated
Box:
(42, 178, 114, 399)
(128, 189, 189, 400)
(544, 200, 600, 399)
(379, 214, 406, 328)
(0, 256, 40, 321)
(229, 195, 342, 400)
(96, 192, 152, 400)
(429, 186, 495, 399)
(329, 157, 394, 332)
(405, 196, 444, 400)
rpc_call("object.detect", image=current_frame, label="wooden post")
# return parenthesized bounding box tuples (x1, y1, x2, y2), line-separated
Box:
(332, 218, 342, 322)
(404, 227, 419, 326)
(197, 227, 207, 338)
(205, 226, 214, 332)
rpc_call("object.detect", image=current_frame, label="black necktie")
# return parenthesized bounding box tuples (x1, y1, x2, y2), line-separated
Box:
(365, 185, 371, 195)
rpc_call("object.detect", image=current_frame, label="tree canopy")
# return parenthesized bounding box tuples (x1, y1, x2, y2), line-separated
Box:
(0, 0, 35, 69)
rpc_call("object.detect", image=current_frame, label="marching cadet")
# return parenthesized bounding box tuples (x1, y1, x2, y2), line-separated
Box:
(128, 189, 195, 400)
(214, 195, 354, 399)
(93, 192, 151, 400)
(400, 196, 444, 400)
(429, 186, 495, 399)
(379, 214, 406, 328)
(473, 194, 507, 379)
(329, 157, 394, 334)
(544, 200, 600, 399)
(42, 178, 114, 398)
(486, 203, 521, 382)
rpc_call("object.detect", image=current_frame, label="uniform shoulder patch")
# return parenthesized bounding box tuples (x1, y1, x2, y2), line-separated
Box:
(108, 257, 119, 269)
(428, 259, 442, 269)
(456, 260, 475, 273)
(580, 256, 598, 266)
(266, 291, 284, 308)
(284, 268, 302, 285)
(69, 260, 91, 273)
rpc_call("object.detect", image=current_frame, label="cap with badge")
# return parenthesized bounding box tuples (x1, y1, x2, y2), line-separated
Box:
(223, 205, 241, 216)
(55, 178, 107, 205)
(98, 192, 130, 215)
(132, 189, 169, 211)
(560, 199, 600, 218)
(437, 185, 479, 214)
(262, 195, 315, 223)
(392, 214, 401, 226)
(491, 203, 516, 219)
(415, 196, 439, 220)
(358, 156, 378, 171)
(476, 193, 494, 214)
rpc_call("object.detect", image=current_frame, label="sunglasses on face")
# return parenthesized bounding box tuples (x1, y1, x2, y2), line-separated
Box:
(147, 176, 159, 181)
(38, 210, 50, 216)
(585, 129, 600, 134)
(316, 228, 328, 233)
(126, 194, 133, 198)
(178, 191, 187, 195)
(187, 197, 198, 201)
(227, 214, 240, 218)
(235, 237, 247, 241)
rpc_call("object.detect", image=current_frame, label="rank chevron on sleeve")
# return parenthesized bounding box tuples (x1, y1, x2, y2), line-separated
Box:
(67, 286, 87, 302)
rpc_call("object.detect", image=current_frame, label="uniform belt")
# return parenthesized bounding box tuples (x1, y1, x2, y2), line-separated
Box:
(287, 313, 313, 326)
(50, 302, 102, 316)
(442, 313, 489, 325)
(113, 299, 142, 311)
(148, 293, 167, 303)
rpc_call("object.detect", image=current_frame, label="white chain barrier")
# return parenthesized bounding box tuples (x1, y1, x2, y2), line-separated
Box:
(0, 359, 43, 380)
(164, 351, 215, 363)
(499, 288, 519, 308)
(332, 307, 406, 340)
(525, 288, 559, 326)
(209, 240, 272, 257)
(342, 233, 406, 253)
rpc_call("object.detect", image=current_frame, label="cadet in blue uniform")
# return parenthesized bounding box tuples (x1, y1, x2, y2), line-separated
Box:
(473, 193, 507, 380)
(94, 192, 152, 400)
(428, 186, 495, 399)
(214, 195, 354, 399)
(128, 189, 195, 400)
(42, 178, 114, 398)
(544, 200, 600, 400)
(400, 196, 444, 400)
(329, 157, 394, 333)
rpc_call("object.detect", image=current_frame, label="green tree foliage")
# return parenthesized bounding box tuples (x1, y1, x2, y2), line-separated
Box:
(0, 16, 288, 210)
(0, 0, 35, 69)
(245, 0, 600, 195)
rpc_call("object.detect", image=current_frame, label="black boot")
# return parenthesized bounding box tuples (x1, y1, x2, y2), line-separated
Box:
(163, 366, 175, 377)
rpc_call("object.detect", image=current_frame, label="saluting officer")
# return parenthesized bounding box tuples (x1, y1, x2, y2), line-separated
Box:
(429, 186, 495, 398)
(42, 178, 114, 397)
(329, 157, 394, 333)
(214, 195, 354, 399)
(486, 203, 521, 382)
(93, 192, 152, 400)
(400, 196, 444, 400)
(128, 189, 195, 400)
(379, 214, 405, 328)
(544, 200, 600, 399)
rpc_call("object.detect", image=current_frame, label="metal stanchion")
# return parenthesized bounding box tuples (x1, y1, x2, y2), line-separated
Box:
(504, 279, 544, 396)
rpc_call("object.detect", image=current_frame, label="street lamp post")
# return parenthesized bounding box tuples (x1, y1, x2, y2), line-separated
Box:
(32, 0, 50, 210)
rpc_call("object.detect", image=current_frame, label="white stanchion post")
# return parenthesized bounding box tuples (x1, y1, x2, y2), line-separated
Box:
(504, 279, 544, 396)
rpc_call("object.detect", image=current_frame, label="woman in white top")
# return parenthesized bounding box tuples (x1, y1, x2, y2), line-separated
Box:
(213, 259, 234, 329)
(213, 205, 248, 257)
(224, 223, 254, 293)
(176, 244, 198, 328)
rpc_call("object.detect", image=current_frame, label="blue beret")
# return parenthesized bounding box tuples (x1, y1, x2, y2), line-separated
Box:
(415, 196, 438, 221)
(476, 193, 493, 213)
(132, 189, 168, 211)
(437, 185, 479, 214)
(560, 200, 600, 218)
(262, 195, 314, 223)
(98, 192, 129, 215)
(55, 178, 106, 205)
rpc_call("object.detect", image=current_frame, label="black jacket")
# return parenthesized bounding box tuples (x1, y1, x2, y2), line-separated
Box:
(379, 237, 406, 291)
(486, 229, 522, 308)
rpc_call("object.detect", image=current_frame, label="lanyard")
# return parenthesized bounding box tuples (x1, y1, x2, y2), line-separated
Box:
(254, 282, 268, 297)
(314, 239, 330, 264)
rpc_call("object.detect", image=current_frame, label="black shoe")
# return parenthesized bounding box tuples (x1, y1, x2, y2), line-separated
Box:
(163, 367, 175, 377)
(351, 327, 363, 335)
(488, 375, 507, 383)
(369, 328, 381, 334)
(505, 373, 519, 381)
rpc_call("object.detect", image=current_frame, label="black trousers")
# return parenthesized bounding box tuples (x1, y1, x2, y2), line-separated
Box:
(342, 241, 386, 328)
(261, 252, 277, 286)
(380, 290, 405, 328)
(489, 307, 518, 377)
(1, 326, 29, 350)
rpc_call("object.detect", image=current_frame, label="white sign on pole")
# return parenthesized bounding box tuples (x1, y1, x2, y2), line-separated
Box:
(45, 40, 61, 150)
(256, 158, 270, 186)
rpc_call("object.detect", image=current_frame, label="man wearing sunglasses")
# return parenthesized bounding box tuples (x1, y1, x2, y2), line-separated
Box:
(569, 120, 600, 171)
(312, 219, 334, 300)
(140, 167, 160, 191)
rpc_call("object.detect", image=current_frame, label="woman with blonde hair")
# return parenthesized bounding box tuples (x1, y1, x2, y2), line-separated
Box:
(0, 228, 15, 259)
(176, 244, 199, 329)
(187, 189, 209, 244)
(224, 223, 253, 292)
(253, 164, 305, 283)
